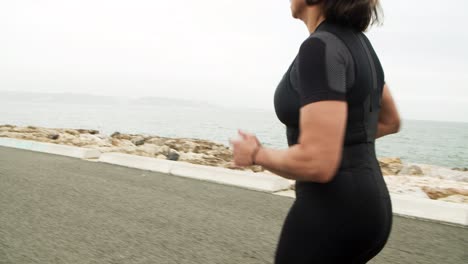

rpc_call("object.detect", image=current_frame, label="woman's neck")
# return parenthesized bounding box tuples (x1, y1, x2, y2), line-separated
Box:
(302, 8, 326, 34)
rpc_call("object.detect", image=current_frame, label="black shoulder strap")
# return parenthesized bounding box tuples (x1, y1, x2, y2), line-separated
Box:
(317, 22, 381, 111)
(316, 22, 381, 143)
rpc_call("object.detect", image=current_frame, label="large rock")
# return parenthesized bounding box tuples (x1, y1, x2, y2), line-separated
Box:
(179, 152, 206, 161)
(383, 176, 429, 198)
(438, 194, 468, 204)
(411, 163, 468, 182)
(155, 154, 166, 159)
(131, 136, 146, 146)
(64, 129, 80, 136)
(452, 167, 468, 172)
(167, 150, 180, 161)
(378, 157, 403, 175)
(398, 164, 424, 176)
(387, 185, 430, 199)
(47, 134, 59, 140)
(76, 129, 99, 135)
(110, 132, 133, 140)
(421, 186, 468, 200)
(145, 137, 167, 146)
(133, 144, 158, 157)
(250, 165, 264, 173)
(383, 175, 468, 200)
(155, 145, 171, 156)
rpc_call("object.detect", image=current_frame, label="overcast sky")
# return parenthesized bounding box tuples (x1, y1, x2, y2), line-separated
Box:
(1, 0, 467, 122)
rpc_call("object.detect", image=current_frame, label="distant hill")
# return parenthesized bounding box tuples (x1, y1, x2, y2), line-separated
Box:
(0, 91, 218, 107)
(130, 96, 217, 108)
(0, 91, 121, 105)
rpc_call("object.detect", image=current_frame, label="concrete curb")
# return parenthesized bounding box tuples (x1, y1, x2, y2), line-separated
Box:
(0, 137, 101, 159)
(99, 152, 292, 193)
(271, 190, 468, 226)
(99, 152, 173, 174)
(390, 194, 468, 226)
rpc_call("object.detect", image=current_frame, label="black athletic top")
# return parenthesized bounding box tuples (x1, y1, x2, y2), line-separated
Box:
(274, 20, 384, 147)
(273, 19, 389, 196)
(274, 27, 355, 137)
(272, 20, 393, 263)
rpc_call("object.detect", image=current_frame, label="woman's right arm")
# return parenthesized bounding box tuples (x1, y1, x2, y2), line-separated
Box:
(376, 84, 401, 139)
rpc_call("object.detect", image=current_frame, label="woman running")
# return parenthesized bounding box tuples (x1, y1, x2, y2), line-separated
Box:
(229, 0, 401, 263)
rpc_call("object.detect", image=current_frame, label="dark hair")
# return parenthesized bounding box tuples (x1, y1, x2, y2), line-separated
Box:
(306, 0, 382, 32)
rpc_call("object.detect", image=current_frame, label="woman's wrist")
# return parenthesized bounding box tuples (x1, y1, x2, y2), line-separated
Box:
(252, 145, 262, 165)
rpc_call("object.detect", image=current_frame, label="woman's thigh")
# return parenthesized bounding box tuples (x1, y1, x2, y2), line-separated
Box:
(273, 197, 391, 264)
(273, 199, 352, 264)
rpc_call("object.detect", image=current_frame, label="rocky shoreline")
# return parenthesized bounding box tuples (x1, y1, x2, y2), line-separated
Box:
(1, 124, 467, 204)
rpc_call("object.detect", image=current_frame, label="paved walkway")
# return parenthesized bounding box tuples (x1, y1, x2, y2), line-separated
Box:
(0, 146, 466, 264)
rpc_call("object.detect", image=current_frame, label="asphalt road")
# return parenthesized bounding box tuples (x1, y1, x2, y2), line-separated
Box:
(0, 146, 466, 264)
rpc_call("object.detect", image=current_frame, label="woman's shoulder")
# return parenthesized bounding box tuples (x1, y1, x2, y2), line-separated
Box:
(297, 30, 353, 69)
(301, 31, 350, 58)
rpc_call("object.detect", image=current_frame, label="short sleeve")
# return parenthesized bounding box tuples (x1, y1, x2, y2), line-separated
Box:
(295, 34, 350, 107)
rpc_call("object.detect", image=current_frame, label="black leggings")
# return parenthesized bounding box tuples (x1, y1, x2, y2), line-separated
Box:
(274, 152, 393, 263)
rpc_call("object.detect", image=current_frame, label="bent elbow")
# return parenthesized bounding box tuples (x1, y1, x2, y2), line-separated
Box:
(298, 144, 340, 184)
(306, 163, 338, 184)
(317, 169, 337, 183)
(392, 118, 402, 134)
(300, 164, 330, 183)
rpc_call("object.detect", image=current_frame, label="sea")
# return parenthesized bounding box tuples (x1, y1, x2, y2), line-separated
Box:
(0, 92, 466, 169)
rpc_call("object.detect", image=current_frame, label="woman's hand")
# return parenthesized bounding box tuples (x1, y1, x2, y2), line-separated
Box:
(229, 129, 262, 167)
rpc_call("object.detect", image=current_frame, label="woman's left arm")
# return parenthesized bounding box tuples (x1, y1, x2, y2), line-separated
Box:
(232, 36, 348, 183)
(255, 100, 347, 183)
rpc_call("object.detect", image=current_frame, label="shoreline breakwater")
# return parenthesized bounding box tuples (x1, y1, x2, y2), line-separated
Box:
(1, 124, 467, 205)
